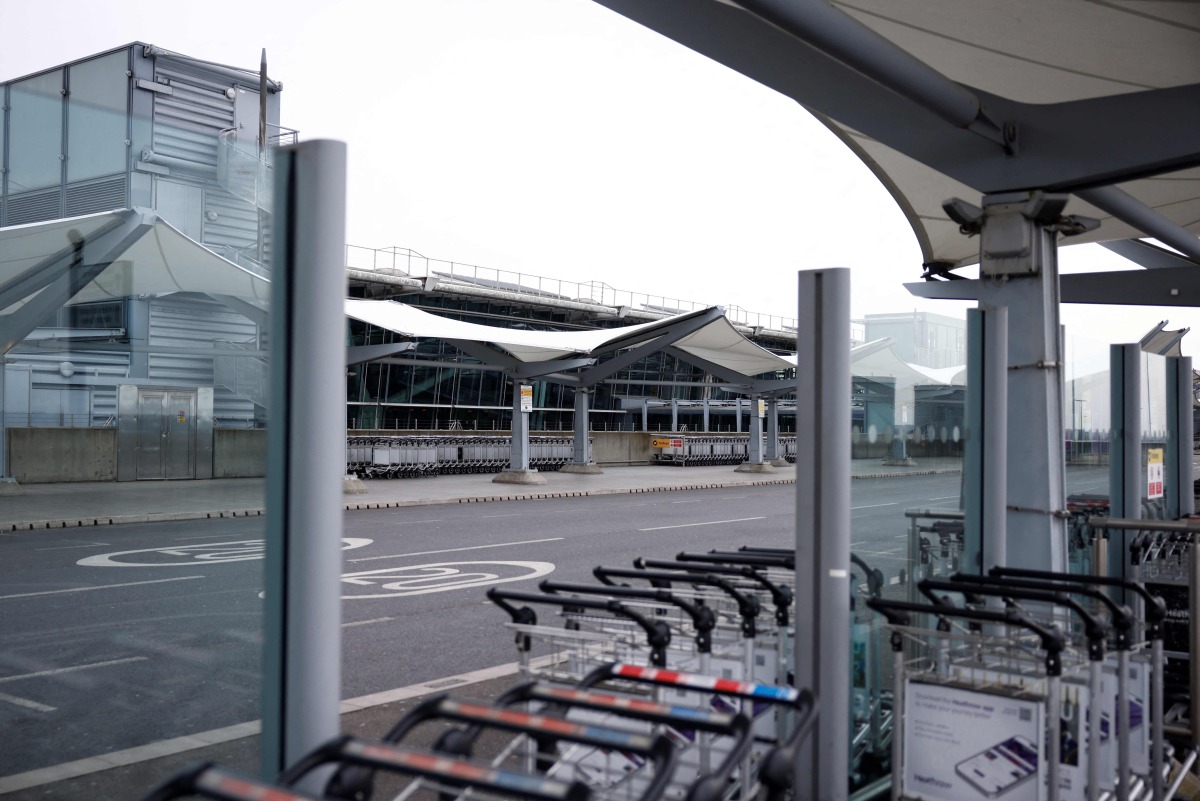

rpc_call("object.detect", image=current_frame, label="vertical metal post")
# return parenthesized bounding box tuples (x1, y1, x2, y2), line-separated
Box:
(641, 399, 648, 432)
(963, 307, 1008, 574)
(735, 397, 743, 433)
(1191, 546, 1200, 749)
(795, 267, 851, 801)
(671, 398, 679, 432)
(1167, 357, 1194, 519)
(702, 399, 710, 432)
(262, 140, 347, 780)
(509, 382, 530, 471)
(1109, 344, 1141, 582)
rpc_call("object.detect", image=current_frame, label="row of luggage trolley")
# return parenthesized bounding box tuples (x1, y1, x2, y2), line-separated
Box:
(140, 546, 818, 801)
(346, 435, 581, 479)
(870, 560, 1189, 801)
(652, 437, 798, 467)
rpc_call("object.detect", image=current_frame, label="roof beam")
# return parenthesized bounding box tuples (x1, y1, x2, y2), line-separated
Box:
(346, 342, 415, 366)
(444, 338, 520, 371)
(514, 357, 596, 379)
(1100, 239, 1198, 270)
(907, 266, 1200, 307)
(578, 306, 727, 385)
(1075, 186, 1200, 264)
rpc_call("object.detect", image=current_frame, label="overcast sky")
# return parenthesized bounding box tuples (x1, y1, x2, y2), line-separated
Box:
(4, 0, 1196, 361)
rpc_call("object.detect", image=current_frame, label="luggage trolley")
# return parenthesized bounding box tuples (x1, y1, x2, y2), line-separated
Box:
(867, 596, 1068, 801)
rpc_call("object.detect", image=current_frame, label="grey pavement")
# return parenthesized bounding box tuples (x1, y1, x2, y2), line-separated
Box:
(0, 457, 963, 533)
(0, 457, 962, 799)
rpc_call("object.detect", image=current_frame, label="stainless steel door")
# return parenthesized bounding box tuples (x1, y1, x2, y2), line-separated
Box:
(134, 390, 196, 480)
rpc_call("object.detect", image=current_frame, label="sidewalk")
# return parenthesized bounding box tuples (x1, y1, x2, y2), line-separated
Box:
(0, 457, 963, 532)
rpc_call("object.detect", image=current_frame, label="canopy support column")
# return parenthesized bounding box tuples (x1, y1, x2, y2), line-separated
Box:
(734, 397, 743, 433)
(562, 387, 602, 474)
(737, 395, 775, 473)
(766, 397, 786, 466)
(494, 381, 546, 485)
(702, 399, 710, 432)
(671, 398, 679, 431)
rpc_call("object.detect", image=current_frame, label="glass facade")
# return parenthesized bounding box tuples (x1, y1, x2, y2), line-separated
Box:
(66, 51, 130, 183)
(7, 69, 63, 194)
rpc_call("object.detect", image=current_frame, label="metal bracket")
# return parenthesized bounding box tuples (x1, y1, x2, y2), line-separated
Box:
(1008, 359, 1060, 371)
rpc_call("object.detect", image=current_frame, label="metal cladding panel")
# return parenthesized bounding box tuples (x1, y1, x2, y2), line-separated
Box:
(8, 350, 130, 426)
(204, 185, 260, 253)
(147, 296, 259, 423)
(151, 65, 235, 171)
(65, 174, 128, 216)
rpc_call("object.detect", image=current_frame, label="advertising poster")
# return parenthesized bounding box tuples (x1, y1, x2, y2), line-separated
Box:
(903, 681, 1044, 801)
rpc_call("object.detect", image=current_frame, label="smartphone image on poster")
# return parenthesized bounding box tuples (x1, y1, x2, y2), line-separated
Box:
(955, 735, 1040, 797)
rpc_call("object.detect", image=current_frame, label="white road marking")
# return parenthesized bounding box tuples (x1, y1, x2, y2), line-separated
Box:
(670, 500, 703, 504)
(480, 513, 522, 518)
(638, 517, 766, 532)
(347, 537, 564, 563)
(851, 503, 899, 510)
(0, 576, 204, 600)
(927, 495, 959, 501)
(0, 691, 55, 712)
(342, 617, 394, 628)
(341, 561, 555, 599)
(0, 656, 148, 685)
(34, 542, 109, 551)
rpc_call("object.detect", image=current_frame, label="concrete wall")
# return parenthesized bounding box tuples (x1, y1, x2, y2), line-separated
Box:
(9, 428, 117, 483)
(213, 429, 267, 478)
(6, 427, 267, 483)
(590, 431, 652, 465)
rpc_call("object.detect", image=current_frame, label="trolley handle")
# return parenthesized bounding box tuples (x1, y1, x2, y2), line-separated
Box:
(850, 554, 885, 599)
(637, 558, 793, 626)
(579, 662, 807, 709)
(598, 564, 761, 638)
(953, 572, 1136, 650)
(866, 597, 1067, 676)
(487, 588, 672, 667)
(539, 579, 716, 653)
(989, 566, 1166, 639)
(139, 763, 324, 801)
(278, 735, 591, 801)
(920, 578, 1109, 661)
(677, 550, 796, 570)
(754, 688, 820, 801)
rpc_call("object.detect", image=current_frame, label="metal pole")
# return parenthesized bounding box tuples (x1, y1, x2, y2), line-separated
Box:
(1109, 344, 1141, 584)
(702, 398, 710, 433)
(963, 307, 1008, 574)
(262, 140, 347, 781)
(1152, 638, 1165, 801)
(1089, 660, 1102, 801)
(1191, 546, 1200, 749)
(795, 267, 851, 801)
(747, 396, 764, 465)
(1169, 357, 1194, 518)
(1048, 676, 1062, 801)
(509, 382, 530, 471)
(1118, 649, 1131, 801)
(766, 397, 781, 463)
(671, 398, 679, 432)
(735, 397, 743, 433)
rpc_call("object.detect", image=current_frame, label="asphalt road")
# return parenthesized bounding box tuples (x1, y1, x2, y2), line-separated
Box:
(0, 468, 1106, 777)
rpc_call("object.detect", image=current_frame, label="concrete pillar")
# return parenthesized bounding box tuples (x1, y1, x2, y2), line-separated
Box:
(670, 398, 679, 431)
(641, 399, 649, 432)
(734, 397, 743, 433)
(562, 387, 602, 474)
(702, 398, 710, 432)
(495, 381, 545, 484)
(794, 267, 851, 801)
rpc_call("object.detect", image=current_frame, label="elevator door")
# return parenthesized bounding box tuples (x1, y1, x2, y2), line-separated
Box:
(135, 391, 197, 480)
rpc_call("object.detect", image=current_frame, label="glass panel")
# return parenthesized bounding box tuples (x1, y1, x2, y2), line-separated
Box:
(7, 69, 63, 193)
(1063, 332, 1111, 572)
(1140, 351, 1169, 518)
(67, 51, 129, 182)
(0, 62, 271, 790)
(849, 316, 968, 793)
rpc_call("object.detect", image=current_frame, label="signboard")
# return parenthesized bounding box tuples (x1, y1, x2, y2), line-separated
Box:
(519, 384, 533, 414)
(1147, 447, 1164, 499)
(651, 438, 684, 449)
(903, 680, 1044, 801)
(756, 399, 766, 418)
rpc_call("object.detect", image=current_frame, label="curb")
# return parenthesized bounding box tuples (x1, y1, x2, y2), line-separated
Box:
(0, 470, 960, 532)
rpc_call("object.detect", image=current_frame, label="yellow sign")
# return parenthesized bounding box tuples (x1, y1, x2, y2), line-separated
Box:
(1147, 447, 1164, 499)
(519, 385, 533, 413)
(651, 438, 684, 449)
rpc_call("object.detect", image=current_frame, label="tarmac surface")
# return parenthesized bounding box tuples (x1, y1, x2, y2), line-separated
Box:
(0, 457, 962, 800)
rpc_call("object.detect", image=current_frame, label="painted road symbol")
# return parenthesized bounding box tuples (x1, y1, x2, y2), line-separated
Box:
(78, 538, 373, 567)
(340, 561, 554, 599)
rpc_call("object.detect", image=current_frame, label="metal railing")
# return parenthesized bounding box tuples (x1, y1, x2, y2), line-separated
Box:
(344, 246, 801, 335)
